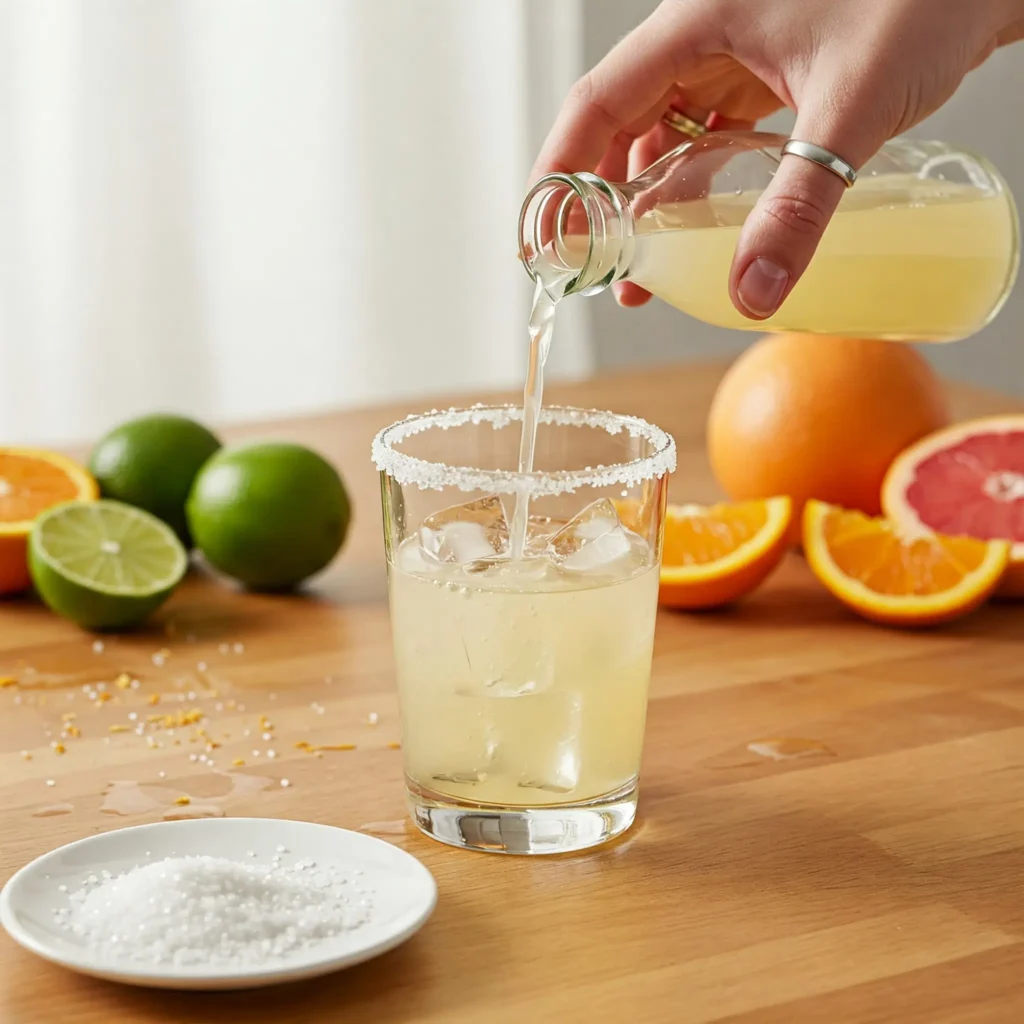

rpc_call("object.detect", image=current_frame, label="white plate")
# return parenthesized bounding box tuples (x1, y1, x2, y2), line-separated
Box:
(0, 817, 436, 990)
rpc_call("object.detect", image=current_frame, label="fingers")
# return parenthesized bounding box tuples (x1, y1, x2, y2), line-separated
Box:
(529, 2, 703, 183)
(730, 99, 888, 320)
(614, 115, 757, 307)
(614, 281, 655, 307)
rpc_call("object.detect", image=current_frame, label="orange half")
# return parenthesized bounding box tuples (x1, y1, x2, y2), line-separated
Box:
(0, 449, 98, 594)
(803, 499, 1009, 626)
(659, 497, 791, 609)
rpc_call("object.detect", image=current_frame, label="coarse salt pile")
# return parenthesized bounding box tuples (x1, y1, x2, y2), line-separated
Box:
(54, 855, 373, 968)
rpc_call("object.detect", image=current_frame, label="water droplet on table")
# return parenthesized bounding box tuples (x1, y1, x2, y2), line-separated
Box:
(747, 737, 834, 761)
(100, 781, 168, 815)
(32, 803, 74, 818)
(359, 820, 408, 836)
(223, 771, 274, 799)
(161, 803, 225, 821)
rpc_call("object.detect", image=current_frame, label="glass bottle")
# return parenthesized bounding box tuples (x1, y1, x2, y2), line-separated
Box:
(518, 131, 1019, 343)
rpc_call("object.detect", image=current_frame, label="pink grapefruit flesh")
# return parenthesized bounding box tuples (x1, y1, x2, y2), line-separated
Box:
(882, 415, 1024, 597)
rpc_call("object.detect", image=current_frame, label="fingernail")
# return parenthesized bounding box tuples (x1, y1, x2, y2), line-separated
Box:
(737, 258, 789, 317)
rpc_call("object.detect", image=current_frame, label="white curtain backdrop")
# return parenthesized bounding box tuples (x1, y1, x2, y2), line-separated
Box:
(0, 0, 591, 445)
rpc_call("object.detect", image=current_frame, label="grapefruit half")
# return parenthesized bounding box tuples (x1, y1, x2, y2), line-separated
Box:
(882, 415, 1024, 597)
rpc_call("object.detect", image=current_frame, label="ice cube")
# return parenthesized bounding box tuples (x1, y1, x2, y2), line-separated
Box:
(418, 495, 509, 565)
(547, 498, 636, 572)
(517, 693, 582, 793)
(485, 672, 552, 698)
(463, 553, 553, 584)
(462, 556, 511, 576)
(396, 539, 436, 575)
(430, 713, 499, 786)
(523, 514, 561, 555)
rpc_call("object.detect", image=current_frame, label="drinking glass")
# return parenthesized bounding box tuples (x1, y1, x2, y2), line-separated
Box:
(372, 404, 675, 854)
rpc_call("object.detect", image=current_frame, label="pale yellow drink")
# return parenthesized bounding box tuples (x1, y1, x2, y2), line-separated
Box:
(389, 538, 659, 808)
(630, 177, 1018, 341)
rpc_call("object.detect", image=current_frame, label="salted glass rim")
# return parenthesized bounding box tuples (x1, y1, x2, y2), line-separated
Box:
(371, 404, 677, 497)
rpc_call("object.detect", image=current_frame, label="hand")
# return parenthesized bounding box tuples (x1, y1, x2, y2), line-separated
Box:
(531, 0, 1024, 318)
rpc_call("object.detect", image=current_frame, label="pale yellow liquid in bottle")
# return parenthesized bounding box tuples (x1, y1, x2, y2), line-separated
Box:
(628, 176, 1018, 341)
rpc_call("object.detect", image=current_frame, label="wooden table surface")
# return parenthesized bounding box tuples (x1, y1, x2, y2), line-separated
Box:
(2, 363, 1024, 1023)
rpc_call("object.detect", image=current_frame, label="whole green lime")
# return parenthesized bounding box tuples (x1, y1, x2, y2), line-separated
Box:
(88, 414, 221, 546)
(186, 443, 350, 590)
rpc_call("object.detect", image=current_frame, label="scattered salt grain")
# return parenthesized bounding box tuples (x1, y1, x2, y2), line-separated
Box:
(218, 644, 230, 655)
(267, 750, 277, 760)
(45, 780, 55, 787)
(196, 663, 207, 673)
(367, 713, 378, 726)
(280, 779, 290, 788)
(233, 643, 244, 654)
(92, 641, 104, 654)
(53, 855, 372, 967)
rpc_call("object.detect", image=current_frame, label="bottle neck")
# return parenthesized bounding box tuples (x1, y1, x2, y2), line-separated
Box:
(518, 172, 634, 297)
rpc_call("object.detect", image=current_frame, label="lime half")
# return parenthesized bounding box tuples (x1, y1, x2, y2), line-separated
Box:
(29, 500, 188, 630)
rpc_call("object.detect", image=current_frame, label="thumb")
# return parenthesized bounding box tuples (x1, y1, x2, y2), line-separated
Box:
(729, 104, 885, 321)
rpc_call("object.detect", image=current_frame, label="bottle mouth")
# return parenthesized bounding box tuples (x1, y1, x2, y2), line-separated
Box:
(518, 172, 632, 296)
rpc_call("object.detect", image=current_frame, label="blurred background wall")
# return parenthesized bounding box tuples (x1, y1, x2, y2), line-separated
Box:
(0, 0, 590, 443)
(0, 0, 1021, 445)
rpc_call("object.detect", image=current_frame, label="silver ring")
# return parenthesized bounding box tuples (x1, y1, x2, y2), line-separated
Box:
(781, 140, 857, 187)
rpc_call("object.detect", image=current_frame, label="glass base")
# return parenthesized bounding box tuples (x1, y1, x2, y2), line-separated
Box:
(406, 777, 638, 855)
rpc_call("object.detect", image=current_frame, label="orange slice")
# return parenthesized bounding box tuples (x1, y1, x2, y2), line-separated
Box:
(803, 499, 1009, 626)
(0, 449, 98, 594)
(658, 497, 791, 609)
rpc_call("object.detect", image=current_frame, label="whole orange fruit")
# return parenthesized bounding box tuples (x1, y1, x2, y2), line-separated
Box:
(707, 334, 949, 539)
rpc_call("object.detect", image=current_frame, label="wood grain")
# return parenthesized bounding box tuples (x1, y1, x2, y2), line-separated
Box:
(1, 363, 1023, 1024)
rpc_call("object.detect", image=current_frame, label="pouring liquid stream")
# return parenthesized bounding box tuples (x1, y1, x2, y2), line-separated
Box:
(510, 269, 570, 559)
